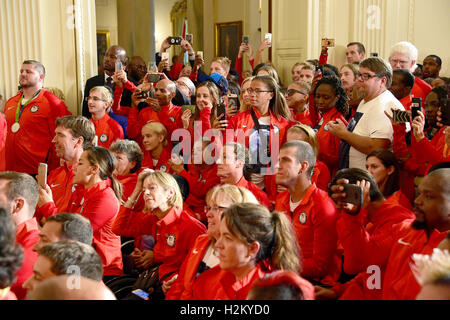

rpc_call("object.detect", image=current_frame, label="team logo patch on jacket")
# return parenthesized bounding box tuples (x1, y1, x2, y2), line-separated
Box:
(30, 105, 39, 113)
(99, 134, 109, 143)
(169, 116, 175, 122)
(160, 165, 167, 172)
(298, 212, 307, 224)
(166, 234, 176, 247)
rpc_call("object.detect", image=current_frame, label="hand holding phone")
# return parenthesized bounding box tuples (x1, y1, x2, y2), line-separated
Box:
(341, 184, 363, 209)
(265, 33, 272, 47)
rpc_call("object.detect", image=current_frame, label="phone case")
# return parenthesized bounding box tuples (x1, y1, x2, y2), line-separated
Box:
(38, 163, 48, 188)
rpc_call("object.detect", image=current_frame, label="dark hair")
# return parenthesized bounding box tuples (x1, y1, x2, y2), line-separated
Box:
(252, 63, 271, 76)
(324, 64, 340, 78)
(0, 207, 24, 289)
(281, 140, 316, 178)
(328, 168, 384, 202)
(252, 75, 291, 120)
(228, 68, 240, 84)
(428, 86, 449, 108)
(249, 283, 304, 300)
(0, 172, 38, 217)
(347, 42, 366, 54)
(366, 149, 400, 197)
(55, 115, 96, 150)
(425, 55, 442, 67)
(393, 68, 415, 89)
(38, 241, 103, 281)
(172, 174, 189, 200)
(313, 76, 349, 117)
(46, 213, 93, 245)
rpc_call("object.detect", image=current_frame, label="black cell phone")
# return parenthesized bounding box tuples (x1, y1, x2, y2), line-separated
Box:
(147, 73, 160, 83)
(411, 97, 421, 121)
(168, 36, 182, 45)
(371, 52, 378, 57)
(392, 109, 410, 123)
(217, 103, 226, 120)
(341, 184, 363, 208)
(441, 97, 450, 126)
(316, 65, 324, 74)
(243, 36, 249, 45)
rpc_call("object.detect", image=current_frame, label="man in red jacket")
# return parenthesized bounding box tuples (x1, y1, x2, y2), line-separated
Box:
(217, 142, 270, 208)
(4, 60, 71, 175)
(0, 172, 39, 300)
(274, 140, 339, 285)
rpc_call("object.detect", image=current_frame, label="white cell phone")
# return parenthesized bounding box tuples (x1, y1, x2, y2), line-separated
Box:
(161, 52, 169, 61)
(115, 60, 123, 72)
(265, 33, 272, 47)
(37, 163, 48, 188)
(197, 51, 203, 60)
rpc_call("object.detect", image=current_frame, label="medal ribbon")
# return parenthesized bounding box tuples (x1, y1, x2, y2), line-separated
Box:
(15, 89, 41, 123)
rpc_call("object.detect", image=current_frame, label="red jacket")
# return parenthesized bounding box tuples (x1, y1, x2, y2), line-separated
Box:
(112, 206, 206, 280)
(11, 218, 39, 300)
(382, 222, 448, 300)
(4, 89, 71, 174)
(116, 172, 138, 202)
(213, 262, 270, 300)
(290, 107, 313, 127)
(336, 197, 415, 275)
(41, 179, 123, 276)
(235, 55, 255, 85)
(179, 164, 221, 221)
(275, 184, 339, 284)
(316, 107, 348, 175)
(411, 77, 432, 102)
(165, 233, 214, 300)
(0, 112, 6, 171)
(112, 81, 137, 116)
(235, 176, 270, 208)
(90, 113, 124, 149)
(142, 147, 173, 174)
(127, 103, 183, 144)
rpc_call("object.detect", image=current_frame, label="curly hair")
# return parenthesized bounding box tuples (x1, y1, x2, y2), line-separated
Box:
(313, 75, 349, 117)
(0, 207, 24, 289)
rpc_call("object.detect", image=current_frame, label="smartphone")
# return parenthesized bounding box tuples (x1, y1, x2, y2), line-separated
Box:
(148, 61, 158, 72)
(161, 52, 169, 62)
(132, 289, 149, 300)
(182, 105, 195, 114)
(265, 33, 272, 47)
(321, 38, 335, 47)
(197, 51, 204, 60)
(217, 103, 226, 119)
(137, 90, 152, 99)
(371, 52, 379, 57)
(147, 73, 160, 83)
(441, 97, 450, 126)
(37, 163, 48, 188)
(227, 94, 238, 109)
(392, 109, 410, 123)
(316, 65, 324, 75)
(168, 36, 182, 45)
(115, 60, 123, 72)
(185, 34, 193, 45)
(411, 97, 422, 121)
(342, 184, 363, 208)
(243, 35, 249, 45)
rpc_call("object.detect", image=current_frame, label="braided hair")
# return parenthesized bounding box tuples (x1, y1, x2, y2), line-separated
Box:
(313, 75, 349, 117)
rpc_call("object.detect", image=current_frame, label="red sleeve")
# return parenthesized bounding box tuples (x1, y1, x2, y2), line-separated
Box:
(179, 168, 219, 198)
(112, 83, 134, 116)
(126, 108, 141, 140)
(38, 201, 59, 219)
(80, 193, 119, 234)
(319, 53, 328, 65)
(301, 200, 338, 279)
(393, 124, 409, 159)
(198, 107, 212, 135)
(112, 205, 156, 237)
(411, 137, 448, 166)
(308, 95, 320, 127)
(249, 58, 255, 70)
(235, 56, 243, 85)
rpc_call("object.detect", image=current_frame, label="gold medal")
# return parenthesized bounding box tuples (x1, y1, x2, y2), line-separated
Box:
(11, 122, 20, 133)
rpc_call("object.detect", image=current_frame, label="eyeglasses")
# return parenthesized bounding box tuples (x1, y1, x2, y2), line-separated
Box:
(356, 73, 381, 81)
(389, 58, 411, 68)
(286, 89, 308, 96)
(85, 96, 106, 102)
(247, 88, 273, 95)
(175, 81, 189, 89)
(204, 205, 228, 212)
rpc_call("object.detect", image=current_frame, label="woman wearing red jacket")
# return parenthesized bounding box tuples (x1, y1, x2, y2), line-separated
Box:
(227, 75, 291, 191)
(164, 184, 259, 300)
(40, 146, 124, 280)
(112, 170, 206, 298)
(141, 122, 172, 173)
(202, 202, 301, 300)
(312, 76, 349, 175)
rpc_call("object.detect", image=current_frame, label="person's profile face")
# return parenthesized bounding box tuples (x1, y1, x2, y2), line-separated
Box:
(422, 57, 441, 78)
(210, 62, 227, 77)
(19, 64, 42, 88)
(32, 221, 63, 252)
(23, 256, 57, 292)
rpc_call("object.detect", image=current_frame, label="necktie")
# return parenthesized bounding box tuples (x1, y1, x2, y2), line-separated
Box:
(106, 76, 113, 90)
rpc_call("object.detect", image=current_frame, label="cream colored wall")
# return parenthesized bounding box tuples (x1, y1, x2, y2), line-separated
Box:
(0, 0, 97, 115)
(95, 0, 118, 46)
(155, 0, 178, 56)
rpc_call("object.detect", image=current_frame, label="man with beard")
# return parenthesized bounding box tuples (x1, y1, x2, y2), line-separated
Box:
(3, 60, 71, 174)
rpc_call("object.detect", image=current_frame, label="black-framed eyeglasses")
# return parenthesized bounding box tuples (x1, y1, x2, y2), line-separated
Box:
(286, 89, 308, 96)
(247, 88, 273, 95)
(356, 73, 381, 81)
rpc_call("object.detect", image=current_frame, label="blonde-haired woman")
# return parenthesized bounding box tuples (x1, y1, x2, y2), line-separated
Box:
(195, 202, 302, 300)
(141, 121, 172, 173)
(165, 184, 259, 300)
(112, 170, 206, 298)
(239, 76, 255, 113)
(87, 86, 124, 148)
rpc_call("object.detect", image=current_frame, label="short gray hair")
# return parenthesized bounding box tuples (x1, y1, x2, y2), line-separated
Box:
(0, 172, 38, 217)
(281, 140, 316, 178)
(389, 41, 418, 62)
(46, 213, 93, 245)
(109, 139, 143, 173)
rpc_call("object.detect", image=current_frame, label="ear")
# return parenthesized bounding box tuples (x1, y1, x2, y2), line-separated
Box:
(90, 163, 100, 176)
(386, 165, 395, 176)
(158, 134, 165, 144)
(75, 136, 84, 149)
(248, 241, 261, 259)
(11, 198, 25, 216)
(300, 161, 310, 175)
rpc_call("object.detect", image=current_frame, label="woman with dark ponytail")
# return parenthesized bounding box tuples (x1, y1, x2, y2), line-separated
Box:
(313, 75, 349, 175)
(40, 146, 124, 280)
(204, 203, 306, 300)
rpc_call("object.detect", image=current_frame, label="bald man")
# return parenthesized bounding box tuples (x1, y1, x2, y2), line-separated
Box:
(26, 275, 116, 300)
(82, 45, 137, 136)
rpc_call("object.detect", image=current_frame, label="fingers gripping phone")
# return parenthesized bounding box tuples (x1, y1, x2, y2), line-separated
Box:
(341, 184, 363, 208)
(411, 97, 421, 122)
(217, 103, 226, 120)
(37, 163, 48, 188)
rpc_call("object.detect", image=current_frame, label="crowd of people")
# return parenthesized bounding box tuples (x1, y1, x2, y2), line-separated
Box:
(0, 34, 449, 301)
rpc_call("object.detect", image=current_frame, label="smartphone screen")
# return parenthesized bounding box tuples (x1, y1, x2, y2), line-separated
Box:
(217, 103, 226, 119)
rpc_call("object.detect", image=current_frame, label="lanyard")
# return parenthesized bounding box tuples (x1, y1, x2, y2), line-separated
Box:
(15, 89, 41, 123)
